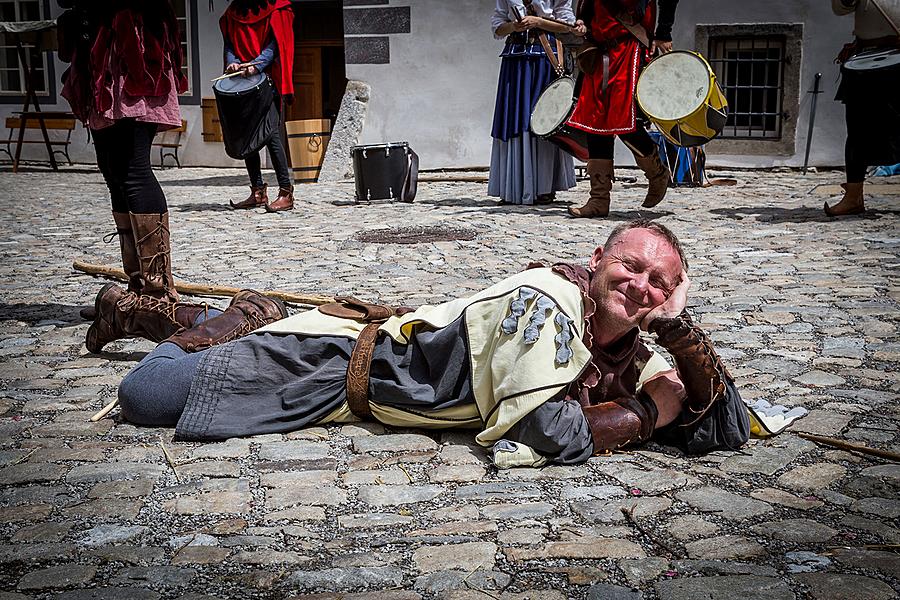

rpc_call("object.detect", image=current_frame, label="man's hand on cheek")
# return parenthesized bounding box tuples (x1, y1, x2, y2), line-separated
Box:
(640, 271, 690, 331)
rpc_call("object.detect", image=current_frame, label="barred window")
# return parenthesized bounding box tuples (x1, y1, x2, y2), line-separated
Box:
(708, 36, 786, 140)
(0, 0, 48, 96)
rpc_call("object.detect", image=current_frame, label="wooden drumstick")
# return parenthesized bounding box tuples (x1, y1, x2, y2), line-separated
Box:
(211, 61, 263, 82)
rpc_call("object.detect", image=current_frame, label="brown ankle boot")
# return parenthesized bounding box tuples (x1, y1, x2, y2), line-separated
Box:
(266, 185, 294, 212)
(85, 284, 209, 354)
(634, 152, 670, 208)
(130, 212, 178, 302)
(165, 290, 288, 352)
(569, 159, 614, 218)
(824, 182, 865, 216)
(230, 184, 268, 210)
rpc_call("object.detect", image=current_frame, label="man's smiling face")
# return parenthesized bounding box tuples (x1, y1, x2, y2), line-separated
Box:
(588, 228, 683, 337)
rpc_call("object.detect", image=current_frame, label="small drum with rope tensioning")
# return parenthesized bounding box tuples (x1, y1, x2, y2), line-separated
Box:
(636, 50, 728, 147)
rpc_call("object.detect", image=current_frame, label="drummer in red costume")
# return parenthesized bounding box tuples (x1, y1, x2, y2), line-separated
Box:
(221, 0, 296, 212)
(567, 0, 678, 218)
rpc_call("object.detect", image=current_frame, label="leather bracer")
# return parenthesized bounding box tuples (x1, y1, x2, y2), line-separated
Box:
(582, 391, 658, 455)
(649, 310, 729, 423)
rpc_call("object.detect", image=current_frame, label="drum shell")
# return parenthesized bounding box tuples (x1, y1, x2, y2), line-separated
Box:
(214, 74, 280, 159)
(286, 119, 331, 184)
(650, 81, 727, 147)
(352, 143, 413, 202)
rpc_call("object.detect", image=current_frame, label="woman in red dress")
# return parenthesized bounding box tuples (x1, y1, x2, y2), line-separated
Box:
(567, 0, 678, 218)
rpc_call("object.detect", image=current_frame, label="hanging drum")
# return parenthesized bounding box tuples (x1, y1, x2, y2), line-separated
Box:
(530, 77, 589, 161)
(213, 72, 281, 159)
(636, 51, 728, 147)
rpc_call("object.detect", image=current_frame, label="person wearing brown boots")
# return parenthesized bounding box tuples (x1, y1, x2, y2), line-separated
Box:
(566, 0, 677, 217)
(106, 220, 749, 469)
(58, 1, 185, 311)
(827, 0, 900, 217)
(221, 0, 295, 212)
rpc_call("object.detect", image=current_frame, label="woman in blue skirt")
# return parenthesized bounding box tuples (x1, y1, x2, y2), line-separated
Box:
(488, 0, 583, 205)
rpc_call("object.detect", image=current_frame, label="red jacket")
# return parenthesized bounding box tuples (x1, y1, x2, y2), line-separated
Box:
(220, 0, 295, 97)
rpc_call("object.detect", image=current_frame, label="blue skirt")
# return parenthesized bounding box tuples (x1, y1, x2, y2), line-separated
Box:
(488, 39, 575, 205)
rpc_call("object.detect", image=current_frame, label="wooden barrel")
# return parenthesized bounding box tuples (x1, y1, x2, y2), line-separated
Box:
(286, 119, 331, 183)
(201, 97, 223, 142)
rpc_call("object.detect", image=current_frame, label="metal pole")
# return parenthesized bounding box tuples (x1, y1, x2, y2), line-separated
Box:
(802, 72, 822, 175)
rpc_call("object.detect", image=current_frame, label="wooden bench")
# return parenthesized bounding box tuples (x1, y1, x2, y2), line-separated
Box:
(2, 114, 76, 166)
(153, 119, 187, 168)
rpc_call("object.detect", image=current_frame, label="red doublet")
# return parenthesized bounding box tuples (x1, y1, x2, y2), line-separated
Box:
(220, 0, 295, 97)
(568, 0, 655, 135)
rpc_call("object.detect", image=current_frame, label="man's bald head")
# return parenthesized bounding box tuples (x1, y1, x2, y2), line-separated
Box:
(603, 219, 688, 272)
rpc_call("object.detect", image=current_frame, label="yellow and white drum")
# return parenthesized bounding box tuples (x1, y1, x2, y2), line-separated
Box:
(636, 50, 728, 147)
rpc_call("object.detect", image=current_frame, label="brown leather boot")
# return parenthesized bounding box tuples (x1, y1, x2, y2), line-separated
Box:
(111, 212, 141, 290)
(165, 290, 288, 352)
(581, 392, 659, 454)
(824, 182, 865, 216)
(230, 184, 268, 210)
(130, 212, 178, 302)
(80, 212, 142, 321)
(85, 284, 209, 354)
(648, 311, 730, 423)
(568, 159, 614, 218)
(634, 152, 670, 208)
(265, 185, 294, 212)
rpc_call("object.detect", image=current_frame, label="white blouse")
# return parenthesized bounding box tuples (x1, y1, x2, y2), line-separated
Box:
(491, 0, 577, 38)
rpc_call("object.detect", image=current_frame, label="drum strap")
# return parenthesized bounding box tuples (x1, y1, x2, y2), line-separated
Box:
(537, 33, 566, 77)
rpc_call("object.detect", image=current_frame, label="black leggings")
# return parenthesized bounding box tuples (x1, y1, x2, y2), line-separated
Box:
(244, 103, 292, 189)
(587, 128, 656, 160)
(92, 119, 168, 214)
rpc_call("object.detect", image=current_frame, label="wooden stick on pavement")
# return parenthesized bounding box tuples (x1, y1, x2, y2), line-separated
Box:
(72, 260, 334, 306)
(798, 432, 900, 462)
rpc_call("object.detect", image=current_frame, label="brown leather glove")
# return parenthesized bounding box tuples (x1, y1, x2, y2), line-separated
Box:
(648, 310, 729, 423)
(582, 392, 658, 454)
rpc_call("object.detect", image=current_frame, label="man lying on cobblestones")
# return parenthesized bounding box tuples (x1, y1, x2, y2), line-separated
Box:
(86, 219, 749, 467)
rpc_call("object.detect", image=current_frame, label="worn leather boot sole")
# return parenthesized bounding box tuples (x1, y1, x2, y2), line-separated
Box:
(229, 198, 267, 210)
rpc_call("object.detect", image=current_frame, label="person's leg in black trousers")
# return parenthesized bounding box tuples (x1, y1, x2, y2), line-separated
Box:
(825, 102, 867, 216)
(264, 100, 295, 212)
(231, 150, 269, 209)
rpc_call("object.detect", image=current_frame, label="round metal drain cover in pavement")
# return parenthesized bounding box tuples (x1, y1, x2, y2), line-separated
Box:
(355, 225, 478, 244)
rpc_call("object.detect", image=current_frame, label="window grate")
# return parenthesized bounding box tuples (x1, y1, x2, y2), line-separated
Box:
(708, 36, 786, 139)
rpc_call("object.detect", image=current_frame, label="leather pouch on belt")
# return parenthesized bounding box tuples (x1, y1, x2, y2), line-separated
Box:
(318, 295, 412, 323)
(576, 43, 600, 74)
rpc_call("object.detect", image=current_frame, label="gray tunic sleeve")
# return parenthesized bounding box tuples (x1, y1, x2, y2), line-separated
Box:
(505, 390, 593, 464)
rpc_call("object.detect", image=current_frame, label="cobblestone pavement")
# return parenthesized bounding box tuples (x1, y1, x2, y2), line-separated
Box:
(0, 166, 898, 600)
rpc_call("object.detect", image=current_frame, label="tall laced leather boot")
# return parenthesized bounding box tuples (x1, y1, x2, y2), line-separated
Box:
(80, 212, 142, 321)
(265, 185, 294, 212)
(824, 182, 865, 216)
(85, 284, 209, 354)
(130, 212, 179, 302)
(164, 290, 288, 352)
(230, 184, 268, 209)
(634, 151, 670, 208)
(568, 159, 614, 218)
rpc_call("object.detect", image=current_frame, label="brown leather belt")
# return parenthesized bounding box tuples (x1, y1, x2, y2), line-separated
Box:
(346, 322, 380, 420)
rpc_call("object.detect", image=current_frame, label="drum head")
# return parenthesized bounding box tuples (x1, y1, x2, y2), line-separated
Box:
(637, 51, 711, 121)
(844, 48, 900, 71)
(531, 77, 576, 136)
(214, 71, 267, 94)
